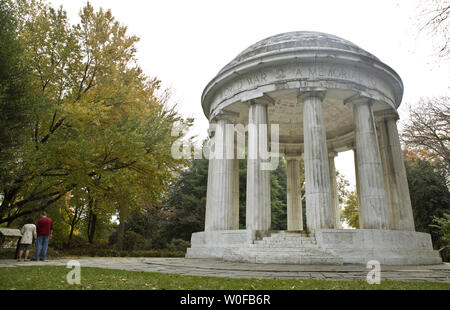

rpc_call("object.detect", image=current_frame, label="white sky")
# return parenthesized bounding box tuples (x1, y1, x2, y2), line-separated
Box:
(49, 0, 449, 187)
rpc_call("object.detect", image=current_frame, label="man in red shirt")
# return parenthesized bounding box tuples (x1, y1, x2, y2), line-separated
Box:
(32, 211, 53, 261)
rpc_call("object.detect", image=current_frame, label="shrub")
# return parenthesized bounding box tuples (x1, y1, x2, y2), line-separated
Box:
(165, 238, 190, 253)
(0, 247, 63, 259)
(123, 231, 145, 251)
(430, 213, 450, 262)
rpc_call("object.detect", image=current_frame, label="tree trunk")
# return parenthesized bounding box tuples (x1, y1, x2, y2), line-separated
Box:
(68, 223, 75, 248)
(88, 212, 97, 244)
(116, 206, 128, 251)
(116, 220, 124, 250)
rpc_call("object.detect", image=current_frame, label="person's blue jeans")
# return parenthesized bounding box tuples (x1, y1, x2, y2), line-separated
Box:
(34, 236, 49, 260)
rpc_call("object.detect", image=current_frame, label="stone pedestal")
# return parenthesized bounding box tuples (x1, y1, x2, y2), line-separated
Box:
(186, 229, 442, 265)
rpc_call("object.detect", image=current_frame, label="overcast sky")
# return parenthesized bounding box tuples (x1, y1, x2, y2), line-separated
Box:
(49, 0, 449, 187)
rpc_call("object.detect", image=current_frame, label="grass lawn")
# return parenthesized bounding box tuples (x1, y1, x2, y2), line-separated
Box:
(0, 266, 449, 290)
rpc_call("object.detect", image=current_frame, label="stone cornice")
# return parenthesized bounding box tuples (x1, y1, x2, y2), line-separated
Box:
(202, 47, 403, 119)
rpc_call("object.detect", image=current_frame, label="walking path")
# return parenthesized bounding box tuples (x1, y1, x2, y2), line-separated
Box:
(1, 257, 449, 282)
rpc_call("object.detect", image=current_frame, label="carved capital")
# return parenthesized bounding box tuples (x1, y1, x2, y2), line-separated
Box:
(374, 109, 399, 122)
(297, 88, 327, 103)
(212, 110, 240, 123)
(285, 154, 302, 161)
(328, 151, 338, 158)
(343, 93, 373, 106)
(249, 94, 275, 106)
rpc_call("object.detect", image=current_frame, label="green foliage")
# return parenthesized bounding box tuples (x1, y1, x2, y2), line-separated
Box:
(0, 0, 33, 155)
(430, 213, 450, 261)
(122, 231, 145, 251)
(271, 158, 287, 230)
(336, 171, 351, 206)
(162, 158, 209, 242)
(0, 0, 189, 243)
(341, 190, 359, 229)
(405, 158, 450, 249)
(46, 204, 70, 249)
(431, 213, 450, 246)
(165, 238, 191, 253)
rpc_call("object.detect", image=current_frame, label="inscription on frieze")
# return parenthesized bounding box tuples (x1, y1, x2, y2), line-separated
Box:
(213, 62, 379, 103)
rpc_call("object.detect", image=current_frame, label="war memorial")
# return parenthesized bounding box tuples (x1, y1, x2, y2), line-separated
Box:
(186, 31, 442, 265)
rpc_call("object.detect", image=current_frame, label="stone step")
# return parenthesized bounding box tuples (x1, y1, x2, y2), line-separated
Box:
(259, 237, 316, 243)
(259, 235, 317, 245)
(222, 231, 343, 265)
(223, 251, 343, 265)
(259, 238, 317, 244)
(245, 248, 328, 255)
(253, 241, 317, 247)
(270, 233, 314, 238)
(250, 244, 322, 249)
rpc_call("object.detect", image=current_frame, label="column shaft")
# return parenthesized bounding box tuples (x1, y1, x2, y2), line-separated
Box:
(302, 94, 334, 232)
(209, 118, 235, 230)
(377, 117, 415, 231)
(353, 148, 362, 223)
(204, 156, 214, 231)
(232, 157, 240, 229)
(287, 158, 303, 231)
(246, 102, 271, 231)
(353, 101, 389, 229)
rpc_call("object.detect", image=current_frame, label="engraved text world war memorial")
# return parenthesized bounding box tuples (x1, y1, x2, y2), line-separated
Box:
(186, 32, 442, 265)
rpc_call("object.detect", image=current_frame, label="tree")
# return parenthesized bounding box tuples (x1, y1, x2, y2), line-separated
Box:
(340, 189, 359, 229)
(418, 0, 450, 58)
(162, 157, 208, 242)
(430, 213, 450, 261)
(405, 156, 450, 249)
(336, 171, 350, 206)
(401, 97, 450, 182)
(0, 0, 31, 151)
(0, 0, 188, 227)
(0, 0, 39, 225)
(271, 158, 287, 230)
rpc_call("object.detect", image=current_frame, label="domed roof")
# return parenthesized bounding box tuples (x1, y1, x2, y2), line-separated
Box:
(218, 31, 379, 74)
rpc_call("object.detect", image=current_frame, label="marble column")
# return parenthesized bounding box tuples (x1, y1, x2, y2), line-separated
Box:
(353, 147, 362, 214)
(376, 112, 415, 231)
(232, 155, 240, 230)
(246, 100, 271, 232)
(328, 151, 341, 228)
(204, 153, 214, 231)
(207, 114, 236, 231)
(349, 97, 389, 229)
(300, 91, 334, 233)
(204, 125, 215, 231)
(286, 156, 303, 231)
